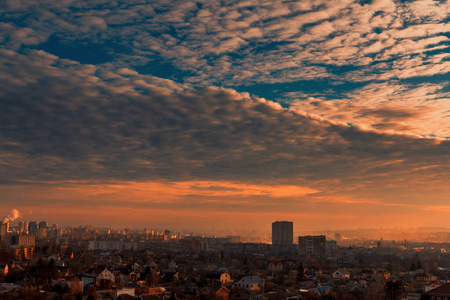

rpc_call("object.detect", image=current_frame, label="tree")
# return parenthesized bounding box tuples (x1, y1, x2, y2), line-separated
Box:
(416, 259, 422, 270)
(385, 280, 402, 300)
(48, 259, 58, 280)
(297, 262, 305, 282)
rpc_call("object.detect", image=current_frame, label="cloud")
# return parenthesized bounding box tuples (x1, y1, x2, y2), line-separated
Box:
(0, 0, 449, 230)
(1, 0, 448, 86)
(0, 49, 448, 187)
(288, 81, 450, 138)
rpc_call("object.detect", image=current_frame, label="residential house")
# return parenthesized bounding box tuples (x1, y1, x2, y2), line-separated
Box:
(414, 271, 437, 283)
(215, 286, 230, 300)
(267, 260, 283, 273)
(333, 269, 350, 279)
(234, 275, 264, 293)
(206, 270, 232, 285)
(131, 263, 141, 273)
(81, 265, 115, 286)
(421, 282, 450, 300)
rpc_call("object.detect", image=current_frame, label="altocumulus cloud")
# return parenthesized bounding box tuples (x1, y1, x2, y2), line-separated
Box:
(1, 0, 449, 139)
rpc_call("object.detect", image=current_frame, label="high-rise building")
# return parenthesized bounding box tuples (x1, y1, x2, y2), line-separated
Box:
(37, 228, 47, 239)
(12, 234, 35, 247)
(22, 221, 29, 234)
(29, 222, 38, 235)
(0, 222, 9, 236)
(39, 221, 48, 229)
(298, 235, 326, 257)
(335, 233, 341, 241)
(272, 221, 293, 245)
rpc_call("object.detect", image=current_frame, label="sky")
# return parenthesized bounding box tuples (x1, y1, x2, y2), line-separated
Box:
(0, 0, 449, 234)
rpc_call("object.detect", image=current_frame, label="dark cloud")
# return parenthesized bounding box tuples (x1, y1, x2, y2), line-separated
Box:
(0, 50, 448, 187)
(356, 108, 417, 120)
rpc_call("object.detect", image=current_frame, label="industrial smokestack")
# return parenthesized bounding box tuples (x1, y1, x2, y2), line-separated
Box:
(2, 209, 21, 223)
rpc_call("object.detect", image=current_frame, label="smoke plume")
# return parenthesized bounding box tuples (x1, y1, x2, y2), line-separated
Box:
(3, 209, 21, 223)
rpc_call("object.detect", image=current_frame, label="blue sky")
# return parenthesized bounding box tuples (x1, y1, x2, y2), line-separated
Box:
(0, 0, 449, 231)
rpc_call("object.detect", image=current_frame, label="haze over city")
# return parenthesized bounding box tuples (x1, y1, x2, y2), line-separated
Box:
(0, 0, 449, 232)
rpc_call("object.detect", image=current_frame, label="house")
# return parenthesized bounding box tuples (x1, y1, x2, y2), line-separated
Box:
(146, 261, 158, 269)
(421, 282, 450, 299)
(414, 271, 437, 283)
(332, 269, 350, 279)
(131, 262, 141, 273)
(117, 270, 131, 284)
(206, 270, 232, 285)
(0, 283, 20, 294)
(159, 271, 179, 283)
(117, 269, 138, 283)
(97, 279, 121, 291)
(168, 261, 178, 271)
(82, 265, 116, 286)
(318, 285, 333, 296)
(267, 260, 283, 272)
(375, 269, 391, 279)
(234, 275, 264, 292)
(0, 263, 9, 276)
(215, 286, 230, 300)
(200, 286, 229, 299)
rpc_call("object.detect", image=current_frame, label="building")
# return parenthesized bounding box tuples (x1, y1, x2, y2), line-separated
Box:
(421, 282, 450, 299)
(234, 275, 264, 292)
(82, 266, 115, 286)
(227, 236, 242, 243)
(272, 221, 293, 246)
(298, 235, 326, 257)
(37, 228, 48, 240)
(11, 234, 35, 247)
(29, 222, 38, 235)
(39, 221, 48, 229)
(88, 240, 137, 251)
(335, 233, 341, 242)
(326, 240, 338, 251)
(0, 222, 9, 236)
(267, 259, 283, 272)
(332, 269, 350, 279)
(206, 270, 232, 285)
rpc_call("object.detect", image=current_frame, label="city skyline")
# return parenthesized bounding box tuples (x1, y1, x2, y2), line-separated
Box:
(0, 0, 449, 231)
(6, 210, 450, 245)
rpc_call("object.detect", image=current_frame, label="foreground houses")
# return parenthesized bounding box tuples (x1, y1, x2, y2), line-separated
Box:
(234, 275, 265, 293)
(3, 224, 450, 299)
(82, 265, 115, 286)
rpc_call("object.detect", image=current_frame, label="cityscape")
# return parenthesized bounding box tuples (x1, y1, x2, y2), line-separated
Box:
(1, 0, 450, 299)
(2, 214, 450, 299)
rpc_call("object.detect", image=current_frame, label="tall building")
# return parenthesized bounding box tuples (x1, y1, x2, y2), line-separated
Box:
(272, 221, 293, 245)
(0, 222, 9, 236)
(335, 233, 341, 242)
(298, 235, 326, 257)
(39, 221, 48, 229)
(29, 222, 38, 235)
(22, 221, 29, 234)
(11, 234, 35, 247)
